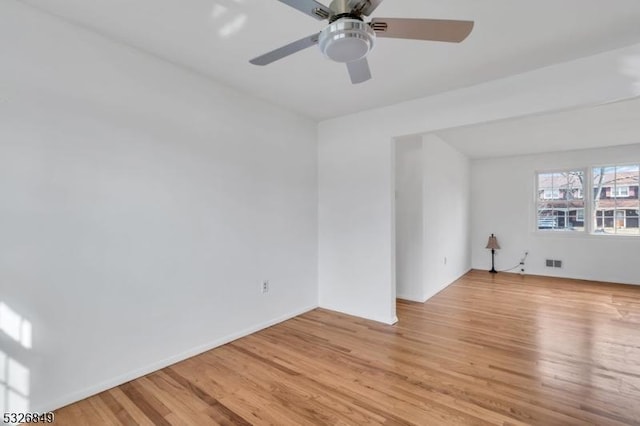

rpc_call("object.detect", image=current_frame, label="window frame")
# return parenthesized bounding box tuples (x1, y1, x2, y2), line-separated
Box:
(612, 186, 630, 198)
(534, 164, 640, 238)
(590, 163, 640, 237)
(534, 168, 587, 234)
(575, 188, 584, 199)
(542, 189, 561, 200)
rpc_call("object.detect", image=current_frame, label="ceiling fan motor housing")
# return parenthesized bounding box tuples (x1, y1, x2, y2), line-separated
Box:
(319, 18, 376, 63)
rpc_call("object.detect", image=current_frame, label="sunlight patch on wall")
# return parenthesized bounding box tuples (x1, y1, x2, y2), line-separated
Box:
(0, 302, 32, 349)
(1, 351, 30, 414)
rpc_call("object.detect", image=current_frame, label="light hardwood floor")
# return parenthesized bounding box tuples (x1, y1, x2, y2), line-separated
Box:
(55, 270, 640, 425)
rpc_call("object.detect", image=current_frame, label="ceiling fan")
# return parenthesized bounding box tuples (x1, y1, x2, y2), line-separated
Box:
(250, 0, 474, 84)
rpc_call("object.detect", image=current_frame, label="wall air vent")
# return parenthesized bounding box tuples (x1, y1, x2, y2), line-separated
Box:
(546, 259, 563, 268)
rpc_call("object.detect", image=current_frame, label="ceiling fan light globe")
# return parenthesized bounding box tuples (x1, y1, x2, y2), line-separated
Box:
(323, 34, 370, 62)
(319, 18, 375, 63)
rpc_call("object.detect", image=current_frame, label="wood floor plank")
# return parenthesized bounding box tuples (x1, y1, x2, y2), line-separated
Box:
(53, 270, 640, 425)
(86, 395, 126, 425)
(98, 389, 137, 425)
(119, 381, 171, 426)
(108, 387, 157, 426)
(134, 376, 214, 426)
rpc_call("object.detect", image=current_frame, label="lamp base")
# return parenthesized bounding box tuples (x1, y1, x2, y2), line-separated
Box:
(489, 249, 497, 274)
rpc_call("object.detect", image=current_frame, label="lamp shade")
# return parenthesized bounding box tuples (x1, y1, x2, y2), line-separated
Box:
(486, 234, 500, 250)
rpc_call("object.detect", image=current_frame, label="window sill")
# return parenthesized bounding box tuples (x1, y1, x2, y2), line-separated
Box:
(533, 230, 639, 239)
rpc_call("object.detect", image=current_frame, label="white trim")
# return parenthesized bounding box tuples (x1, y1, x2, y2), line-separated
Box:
(613, 186, 630, 197)
(590, 163, 640, 236)
(359, 312, 399, 325)
(542, 189, 561, 199)
(423, 268, 472, 302)
(422, 279, 456, 302)
(397, 268, 471, 304)
(396, 293, 426, 303)
(34, 304, 319, 414)
(318, 302, 398, 325)
(534, 168, 587, 233)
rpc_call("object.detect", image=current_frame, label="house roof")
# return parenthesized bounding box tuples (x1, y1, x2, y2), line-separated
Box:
(596, 171, 640, 187)
(540, 199, 639, 210)
(538, 171, 639, 190)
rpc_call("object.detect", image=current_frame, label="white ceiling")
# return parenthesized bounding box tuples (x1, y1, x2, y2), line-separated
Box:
(19, 0, 640, 120)
(435, 97, 640, 159)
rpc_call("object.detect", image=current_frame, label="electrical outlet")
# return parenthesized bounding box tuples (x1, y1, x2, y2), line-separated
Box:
(262, 280, 269, 294)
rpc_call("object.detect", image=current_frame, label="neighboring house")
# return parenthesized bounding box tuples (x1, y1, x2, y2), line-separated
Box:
(593, 171, 640, 229)
(537, 169, 640, 231)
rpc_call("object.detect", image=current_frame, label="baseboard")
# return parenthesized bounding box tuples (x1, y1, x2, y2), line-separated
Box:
(353, 312, 398, 325)
(421, 282, 452, 302)
(396, 293, 425, 303)
(318, 303, 398, 325)
(399, 268, 472, 304)
(37, 303, 318, 413)
(488, 269, 640, 287)
(422, 268, 472, 302)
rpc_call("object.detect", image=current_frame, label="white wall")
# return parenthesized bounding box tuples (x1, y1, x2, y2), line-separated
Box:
(395, 135, 471, 303)
(318, 126, 396, 324)
(318, 42, 640, 324)
(395, 137, 423, 301)
(422, 135, 471, 300)
(0, 1, 317, 413)
(470, 144, 640, 284)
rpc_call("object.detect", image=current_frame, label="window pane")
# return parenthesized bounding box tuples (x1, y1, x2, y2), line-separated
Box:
(617, 165, 639, 235)
(592, 165, 640, 235)
(537, 170, 584, 231)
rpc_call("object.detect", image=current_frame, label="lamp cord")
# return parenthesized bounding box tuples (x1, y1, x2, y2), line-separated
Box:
(497, 252, 529, 273)
(498, 264, 522, 272)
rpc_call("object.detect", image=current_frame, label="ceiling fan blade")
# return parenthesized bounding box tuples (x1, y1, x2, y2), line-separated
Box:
(250, 33, 320, 66)
(346, 58, 372, 84)
(370, 18, 474, 43)
(276, 0, 332, 20)
(346, 0, 384, 16)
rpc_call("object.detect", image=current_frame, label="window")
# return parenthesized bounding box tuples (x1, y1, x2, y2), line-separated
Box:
(542, 189, 561, 199)
(613, 186, 630, 197)
(535, 165, 639, 236)
(536, 170, 585, 232)
(574, 188, 584, 199)
(592, 165, 640, 236)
